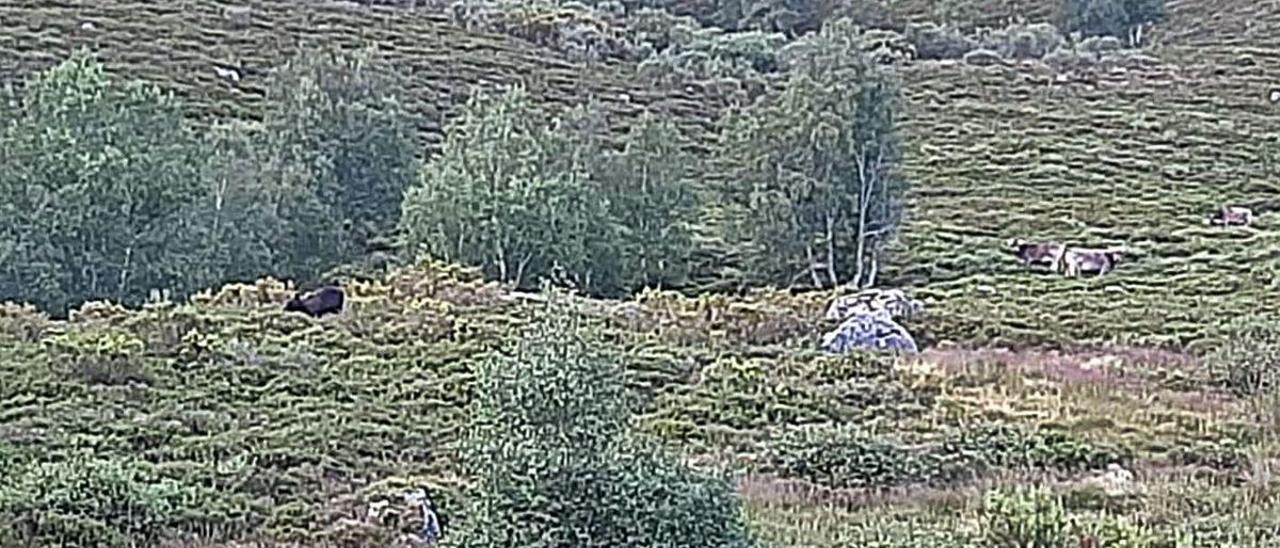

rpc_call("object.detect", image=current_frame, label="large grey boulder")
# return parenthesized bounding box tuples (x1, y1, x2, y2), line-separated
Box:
(820, 309, 919, 354)
(824, 287, 925, 323)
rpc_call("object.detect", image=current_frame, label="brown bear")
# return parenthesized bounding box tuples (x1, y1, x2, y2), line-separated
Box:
(284, 285, 345, 317)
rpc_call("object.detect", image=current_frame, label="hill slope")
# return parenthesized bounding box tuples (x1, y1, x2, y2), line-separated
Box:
(3, 0, 1280, 545)
(0, 264, 1267, 545)
(5, 0, 1277, 351)
(0, 0, 723, 152)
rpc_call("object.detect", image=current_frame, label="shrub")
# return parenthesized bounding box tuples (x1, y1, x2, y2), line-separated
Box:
(771, 422, 1127, 491)
(963, 48, 1005, 66)
(905, 22, 977, 60)
(1077, 35, 1124, 53)
(1204, 318, 1280, 396)
(448, 289, 759, 547)
(768, 425, 961, 489)
(980, 486, 1072, 548)
(0, 455, 208, 547)
(1057, 0, 1166, 45)
(978, 22, 1066, 60)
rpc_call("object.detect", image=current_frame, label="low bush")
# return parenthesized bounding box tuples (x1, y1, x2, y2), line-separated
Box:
(0, 455, 210, 547)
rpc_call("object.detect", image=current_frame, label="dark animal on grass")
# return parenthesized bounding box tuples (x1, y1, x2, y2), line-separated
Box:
(1007, 238, 1066, 271)
(1206, 205, 1253, 227)
(284, 286, 345, 317)
(1058, 247, 1124, 277)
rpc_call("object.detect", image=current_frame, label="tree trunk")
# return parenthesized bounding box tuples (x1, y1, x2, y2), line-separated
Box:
(854, 147, 873, 289)
(495, 242, 508, 282)
(824, 211, 838, 287)
(805, 244, 823, 288)
(515, 254, 533, 288)
(117, 245, 132, 299)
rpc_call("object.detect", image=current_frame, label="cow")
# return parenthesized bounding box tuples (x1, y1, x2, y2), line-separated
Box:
(1007, 238, 1066, 271)
(1058, 247, 1125, 277)
(1206, 205, 1253, 227)
(283, 285, 345, 317)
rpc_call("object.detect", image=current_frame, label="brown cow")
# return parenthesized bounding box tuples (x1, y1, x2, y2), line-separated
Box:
(1007, 238, 1066, 271)
(1058, 247, 1125, 277)
(1206, 205, 1253, 227)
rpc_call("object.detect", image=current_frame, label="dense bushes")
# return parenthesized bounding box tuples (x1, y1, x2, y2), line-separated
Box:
(400, 88, 698, 295)
(0, 455, 210, 547)
(449, 291, 759, 547)
(1205, 317, 1280, 396)
(254, 47, 420, 283)
(0, 54, 214, 314)
(402, 18, 906, 294)
(0, 49, 417, 315)
(1057, 0, 1165, 45)
(767, 422, 1128, 490)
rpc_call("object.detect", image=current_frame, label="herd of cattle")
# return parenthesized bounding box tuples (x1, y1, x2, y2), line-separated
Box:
(1008, 204, 1252, 277)
(819, 204, 1257, 355)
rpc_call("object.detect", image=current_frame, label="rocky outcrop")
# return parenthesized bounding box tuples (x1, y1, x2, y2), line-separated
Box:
(823, 287, 925, 323)
(821, 309, 919, 354)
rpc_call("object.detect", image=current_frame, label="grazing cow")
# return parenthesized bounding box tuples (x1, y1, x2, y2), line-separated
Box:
(283, 285, 345, 317)
(1206, 205, 1253, 227)
(1007, 238, 1066, 271)
(1058, 247, 1124, 277)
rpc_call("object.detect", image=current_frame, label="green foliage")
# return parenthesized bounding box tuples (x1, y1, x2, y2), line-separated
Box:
(256, 47, 420, 282)
(1057, 0, 1165, 44)
(0, 455, 208, 547)
(719, 17, 905, 289)
(43, 327, 152, 386)
(450, 291, 758, 547)
(734, 0, 831, 36)
(1205, 318, 1280, 396)
(402, 87, 700, 296)
(401, 87, 616, 292)
(768, 422, 1126, 491)
(769, 424, 963, 489)
(597, 111, 700, 290)
(0, 52, 214, 314)
(0, 48, 418, 316)
(447, 0, 632, 63)
(980, 486, 1072, 548)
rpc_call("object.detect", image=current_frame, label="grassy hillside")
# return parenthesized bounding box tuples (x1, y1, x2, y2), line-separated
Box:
(3, 0, 1280, 545)
(0, 263, 1273, 545)
(5, 0, 1277, 350)
(0, 0, 723, 152)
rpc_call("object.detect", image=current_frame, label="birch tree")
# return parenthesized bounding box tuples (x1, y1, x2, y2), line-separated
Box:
(399, 87, 620, 294)
(719, 17, 904, 290)
(1057, 0, 1165, 45)
(0, 53, 211, 313)
(256, 47, 419, 282)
